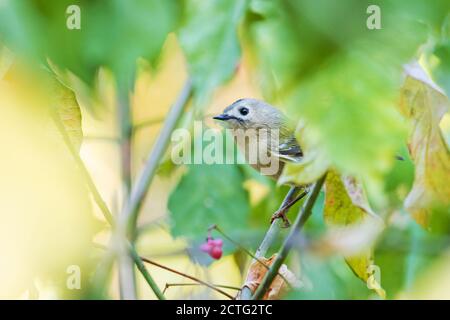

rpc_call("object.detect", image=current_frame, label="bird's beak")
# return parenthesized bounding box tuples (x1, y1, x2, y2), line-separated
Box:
(213, 114, 232, 121)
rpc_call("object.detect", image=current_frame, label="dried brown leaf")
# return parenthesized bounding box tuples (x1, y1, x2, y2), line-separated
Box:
(240, 254, 300, 300)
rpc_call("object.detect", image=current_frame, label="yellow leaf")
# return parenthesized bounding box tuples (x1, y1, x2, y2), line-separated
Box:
(324, 170, 385, 298)
(0, 73, 95, 298)
(400, 62, 450, 227)
(49, 76, 83, 151)
(1, 49, 83, 152)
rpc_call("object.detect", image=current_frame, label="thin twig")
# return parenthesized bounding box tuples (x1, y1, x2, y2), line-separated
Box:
(95, 241, 232, 299)
(252, 175, 327, 300)
(276, 190, 309, 217)
(255, 186, 304, 257)
(133, 112, 216, 131)
(128, 243, 166, 300)
(94, 241, 166, 299)
(118, 80, 191, 298)
(163, 283, 241, 295)
(140, 255, 235, 300)
(117, 86, 137, 299)
(210, 225, 292, 286)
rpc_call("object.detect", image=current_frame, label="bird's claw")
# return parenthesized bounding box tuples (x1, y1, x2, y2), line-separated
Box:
(270, 209, 291, 228)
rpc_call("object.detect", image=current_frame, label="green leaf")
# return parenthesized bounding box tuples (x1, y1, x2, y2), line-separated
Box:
(375, 216, 450, 298)
(287, 253, 372, 299)
(433, 42, 450, 98)
(0, 0, 180, 88)
(179, 0, 247, 108)
(168, 164, 250, 240)
(0, 45, 14, 79)
(324, 170, 385, 298)
(382, 144, 415, 208)
(0, 44, 83, 152)
(399, 62, 450, 228)
(431, 13, 450, 97)
(246, 0, 441, 195)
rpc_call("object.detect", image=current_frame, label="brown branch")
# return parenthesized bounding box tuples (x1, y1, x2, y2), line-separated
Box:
(140, 256, 235, 299)
(163, 283, 241, 295)
(94, 242, 233, 299)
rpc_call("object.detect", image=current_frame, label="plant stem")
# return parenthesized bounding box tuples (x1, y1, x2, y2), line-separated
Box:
(95, 241, 165, 300)
(140, 255, 234, 299)
(256, 187, 303, 257)
(128, 242, 165, 300)
(117, 86, 137, 300)
(51, 90, 160, 300)
(134, 112, 215, 131)
(117, 80, 192, 298)
(251, 175, 326, 300)
(123, 79, 192, 235)
(239, 186, 302, 299)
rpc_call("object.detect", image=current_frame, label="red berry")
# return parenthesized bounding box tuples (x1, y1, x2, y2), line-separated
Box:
(200, 237, 223, 260)
(210, 246, 223, 259)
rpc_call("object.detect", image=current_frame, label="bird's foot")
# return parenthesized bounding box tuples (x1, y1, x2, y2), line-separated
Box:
(270, 208, 291, 228)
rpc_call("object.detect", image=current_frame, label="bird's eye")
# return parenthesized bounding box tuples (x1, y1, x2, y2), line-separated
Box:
(239, 107, 249, 116)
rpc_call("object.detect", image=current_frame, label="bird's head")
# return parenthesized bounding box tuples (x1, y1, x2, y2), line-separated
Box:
(213, 98, 285, 130)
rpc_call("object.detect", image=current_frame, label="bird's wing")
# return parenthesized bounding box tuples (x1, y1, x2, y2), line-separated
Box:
(272, 135, 303, 163)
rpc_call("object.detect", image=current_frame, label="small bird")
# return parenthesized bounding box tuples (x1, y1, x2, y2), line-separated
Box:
(214, 98, 405, 227)
(213, 98, 306, 227)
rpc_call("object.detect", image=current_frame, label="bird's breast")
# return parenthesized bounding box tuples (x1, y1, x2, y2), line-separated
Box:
(231, 128, 284, 180)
